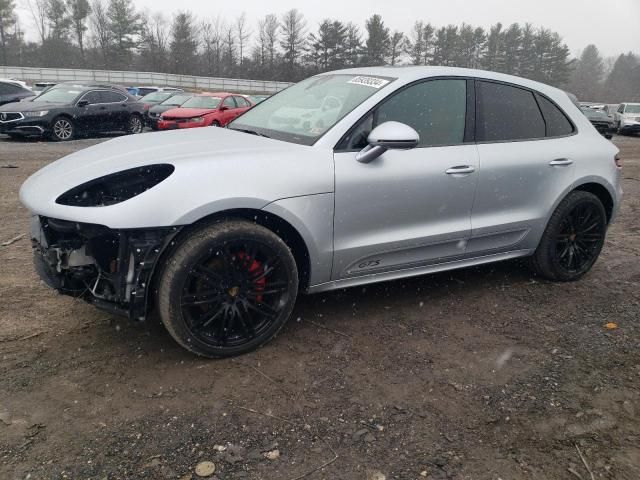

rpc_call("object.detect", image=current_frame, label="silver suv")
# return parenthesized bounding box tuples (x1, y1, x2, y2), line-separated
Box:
(20, 67, 623, 357)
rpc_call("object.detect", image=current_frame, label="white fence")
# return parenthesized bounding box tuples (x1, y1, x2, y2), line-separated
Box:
(0, 66, 293, 94)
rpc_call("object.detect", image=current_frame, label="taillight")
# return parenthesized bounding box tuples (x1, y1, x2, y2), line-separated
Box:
(614, 153, 622, 169)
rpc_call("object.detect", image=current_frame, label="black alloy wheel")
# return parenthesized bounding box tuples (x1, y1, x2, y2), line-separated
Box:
(529, 191, 607, 281)
(157, 220, 298, 357)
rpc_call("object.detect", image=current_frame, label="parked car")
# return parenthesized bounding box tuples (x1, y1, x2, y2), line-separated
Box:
(147, 93, 193, 130)
(0, 80, 34, 106)
(139, 89, 186, 112)
(157, 92, 253, 130)
(0, 82, 146, 141)
(580, 106, 616, 139)
(131, 86, 182, 99)
(19, 67, 622, 358)
(613, 103, 640, 135)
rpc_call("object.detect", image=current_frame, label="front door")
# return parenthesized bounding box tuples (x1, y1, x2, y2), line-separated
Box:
(332, 78, 479, 279)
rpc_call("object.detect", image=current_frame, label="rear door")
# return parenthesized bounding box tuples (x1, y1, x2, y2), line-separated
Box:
(470, 80, 577, 255)
(99, 90, 130, 130)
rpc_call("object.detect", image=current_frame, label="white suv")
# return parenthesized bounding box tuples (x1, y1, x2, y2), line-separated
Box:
(614, 103, 640, 135)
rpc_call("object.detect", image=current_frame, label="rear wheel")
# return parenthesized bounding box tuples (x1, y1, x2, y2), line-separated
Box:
(126, 114, 144, 134)
(50, 116, 74, 141)
(211, 120, 220, 127)
(529, 191, 607, 281)
(157, 220, 299, 358)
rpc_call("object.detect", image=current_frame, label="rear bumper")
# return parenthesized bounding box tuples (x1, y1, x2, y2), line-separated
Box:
(30, 215, 180, 320)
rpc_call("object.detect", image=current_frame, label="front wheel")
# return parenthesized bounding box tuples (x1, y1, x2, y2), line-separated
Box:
(50, 116, 75, 141)
(157, 220, 299, 358)
(126, 114, 144, 134)
(529, 191, 607, 281)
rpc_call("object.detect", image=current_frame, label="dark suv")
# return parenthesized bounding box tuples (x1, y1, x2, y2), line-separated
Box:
(0, 80, 34, 105)
(0, 82, 146, 141)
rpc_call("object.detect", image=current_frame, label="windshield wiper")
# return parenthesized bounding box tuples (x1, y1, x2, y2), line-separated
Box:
(228, 127, 270, 138)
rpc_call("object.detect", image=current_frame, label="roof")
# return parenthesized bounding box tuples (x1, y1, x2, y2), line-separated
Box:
(320, 65, 568, 100)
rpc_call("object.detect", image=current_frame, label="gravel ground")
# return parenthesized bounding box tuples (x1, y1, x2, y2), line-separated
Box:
(0, 133, 639, 480)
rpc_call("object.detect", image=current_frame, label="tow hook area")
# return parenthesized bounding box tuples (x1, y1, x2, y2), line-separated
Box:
(31, 216, 180, 321)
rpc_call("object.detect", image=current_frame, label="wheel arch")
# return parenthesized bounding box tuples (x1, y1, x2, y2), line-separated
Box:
(153, 207, 312, 293)
(573, 182, 614, 223)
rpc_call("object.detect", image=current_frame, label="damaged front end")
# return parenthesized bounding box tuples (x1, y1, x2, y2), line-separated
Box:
(31, 215, 179, 320)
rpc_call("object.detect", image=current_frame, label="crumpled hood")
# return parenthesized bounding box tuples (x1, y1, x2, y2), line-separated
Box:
(19, 127, 334, 229)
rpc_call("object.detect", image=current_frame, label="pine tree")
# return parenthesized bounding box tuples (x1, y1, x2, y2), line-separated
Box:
(363, 14, 389, 66)
(67, 0, 90, 58)
(0, 0, 16, 64)
(569, 44, 604, 100)
(279, 9, 306, 79)
(106, 0, 140, 69)
(169, 11, 198, 74)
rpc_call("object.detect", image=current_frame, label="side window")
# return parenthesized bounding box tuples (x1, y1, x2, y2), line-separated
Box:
(235, 96, 250, 107)
(477, 81, 545, 141)
(340, 79, 467, 150)
(100, 91, 127, 103)
(617, 105, 624, 114)
(223, 96, 236, 108)
(376, 79, 467, 147)
(536, 94, 574, 137)
(80, 91, 103, 105)
(0, 84, 10, 95)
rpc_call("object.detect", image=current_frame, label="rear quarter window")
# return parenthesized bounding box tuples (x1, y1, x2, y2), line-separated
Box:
(477, 81, 545, 142)
(536, 94, 575, 137)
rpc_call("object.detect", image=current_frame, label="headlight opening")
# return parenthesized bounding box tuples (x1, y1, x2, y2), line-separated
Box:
(56, 164, 175, 207)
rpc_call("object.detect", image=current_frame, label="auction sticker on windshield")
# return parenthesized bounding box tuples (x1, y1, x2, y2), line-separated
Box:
(348, 76, 390, 89)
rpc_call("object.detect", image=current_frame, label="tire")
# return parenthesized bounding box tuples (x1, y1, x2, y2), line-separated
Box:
(157, 219, 299, 358)
(50, 116, 75, 141)
(528, 191, 607, 282)
(126, 114, 144, 134)
(211, 120, 220, 127)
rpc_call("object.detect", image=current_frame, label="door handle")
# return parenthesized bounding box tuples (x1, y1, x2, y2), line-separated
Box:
(445, 165, 476, 175)
(549, 158, 573, 166)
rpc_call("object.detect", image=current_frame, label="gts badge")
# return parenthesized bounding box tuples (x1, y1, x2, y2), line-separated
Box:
(358, 260, 381, 269)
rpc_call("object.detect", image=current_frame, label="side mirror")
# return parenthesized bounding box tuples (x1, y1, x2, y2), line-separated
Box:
(77, 100, 89, 108)
(220, 105, 230, 111)
(356, 121, 419, 164)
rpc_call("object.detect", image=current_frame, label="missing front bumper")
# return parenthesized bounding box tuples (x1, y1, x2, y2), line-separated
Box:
(31, 216, 180, 321)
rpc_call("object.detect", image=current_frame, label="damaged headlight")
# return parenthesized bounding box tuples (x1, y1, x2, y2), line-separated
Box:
(56, 164, 175, 207)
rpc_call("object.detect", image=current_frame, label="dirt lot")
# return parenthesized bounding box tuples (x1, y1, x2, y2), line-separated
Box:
(0, 133, 639, 480)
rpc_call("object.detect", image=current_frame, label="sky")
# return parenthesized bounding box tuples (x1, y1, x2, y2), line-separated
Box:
(16, 0, 640, 58)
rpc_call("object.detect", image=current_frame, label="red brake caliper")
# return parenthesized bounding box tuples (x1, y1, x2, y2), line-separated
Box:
(237, 252, 265, 302)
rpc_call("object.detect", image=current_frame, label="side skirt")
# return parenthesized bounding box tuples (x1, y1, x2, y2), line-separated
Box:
(306, 249, 533, 294)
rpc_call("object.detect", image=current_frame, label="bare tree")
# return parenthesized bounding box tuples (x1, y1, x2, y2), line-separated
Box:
(89, 0, 109, 65)
(200, 16, 223, 75)
(279, 8, 305, 77)
(26, 0, 48, 43)
(67, 0, 91, 57)
(235, 12, 250, 72)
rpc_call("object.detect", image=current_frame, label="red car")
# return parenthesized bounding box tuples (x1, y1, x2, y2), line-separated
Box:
(157, 92, 253, 130)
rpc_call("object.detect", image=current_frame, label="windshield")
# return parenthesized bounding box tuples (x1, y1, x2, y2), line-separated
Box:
(182, 96, 222, 109)
(581, 107, 609, 119)
(33, 87, 82, 103)
(229, 74, 395, 145)
(160, 94, 192, 106)
(140, 91, 173, 103)
(625, 104, 640, 114)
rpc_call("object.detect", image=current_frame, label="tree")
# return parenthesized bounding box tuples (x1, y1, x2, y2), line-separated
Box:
(46, 0, 71, 41)
(363, 14, 389, 66)
(343, 22, 362, 67)
(235, 12, 250, 72)
(67, 0, 90, 57)
(603, 53, 639, 102)
(482, 22, 503, 71)
(106, 0, 140, 69)
(89, 0, 110, 66)
(279, 9, 306, 79)
(200, 17, 223, 75)
(501, 23, 522, 74)
(569, 44, 604, 101)
(26, 0, 49, 44)
(389, 31, 404, 65)
(307, 19, 347, 72)
(0, 0, 16, 64)
(169, 11, 198, 74)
